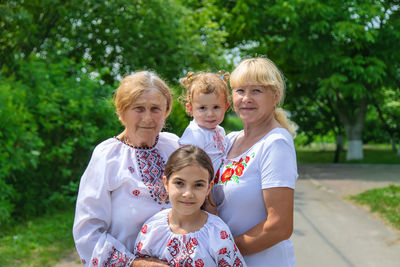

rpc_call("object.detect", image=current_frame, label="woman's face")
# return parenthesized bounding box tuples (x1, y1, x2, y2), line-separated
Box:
(232, 85, 279, 125)
(121, 89, 168, 147)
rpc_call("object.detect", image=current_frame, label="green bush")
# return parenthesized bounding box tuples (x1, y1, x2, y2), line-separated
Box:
(0, 55, 122, 224)
(0, 78, 43, 225)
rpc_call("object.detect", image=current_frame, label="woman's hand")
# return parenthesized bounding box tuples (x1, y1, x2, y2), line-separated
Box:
(131, 257, 169, 267)
(202, 192, 218, 215)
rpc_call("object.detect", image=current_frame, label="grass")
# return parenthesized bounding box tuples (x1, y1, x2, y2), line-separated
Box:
(350, 185, 400, 230)
(296, 145, 400, 164)
(0, 208, 76, 267)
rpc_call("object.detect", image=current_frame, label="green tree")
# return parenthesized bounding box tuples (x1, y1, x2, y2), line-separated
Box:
(216, 0, 400, 160)
(1, 0, 228, 83)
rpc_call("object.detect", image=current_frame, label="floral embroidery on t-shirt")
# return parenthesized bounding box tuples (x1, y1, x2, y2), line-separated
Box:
(216, 152, 255, 185)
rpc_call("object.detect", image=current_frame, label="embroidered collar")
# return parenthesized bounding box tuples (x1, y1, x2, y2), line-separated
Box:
(114, 135, 159, 150)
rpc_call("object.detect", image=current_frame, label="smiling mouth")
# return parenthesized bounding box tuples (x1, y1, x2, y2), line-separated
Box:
(179, 201, 195, 205)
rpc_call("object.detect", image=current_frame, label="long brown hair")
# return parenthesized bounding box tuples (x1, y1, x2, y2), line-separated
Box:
(165, 145, 214, 183)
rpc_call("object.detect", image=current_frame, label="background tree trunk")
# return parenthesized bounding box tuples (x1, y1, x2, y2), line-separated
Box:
(334, 135, 344, 163)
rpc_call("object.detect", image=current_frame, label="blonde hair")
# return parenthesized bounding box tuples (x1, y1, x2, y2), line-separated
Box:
(114, 71, 173, 119)
(180, 71, 230, 114)
(230, 57, 297, 137)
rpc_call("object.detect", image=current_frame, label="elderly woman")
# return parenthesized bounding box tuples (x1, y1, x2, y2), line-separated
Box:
(212, 57, 298, 266)
(73, 71, 178, 266)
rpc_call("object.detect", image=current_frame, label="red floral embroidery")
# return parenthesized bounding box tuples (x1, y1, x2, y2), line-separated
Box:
(136, 242, 143, 252)
(220, 168, 234, 183)
(214, 168, 221, 184)
(234, 244, 238, 252)
(91, 258, 99, 265)
(141, 225, 147, 234)
(233, 256, 244, 266)
(132, 189, 140, 196)
(106, 248, 132, 266)
(195, 259, 204, 267)
(220, 230, 228, 239)
(217, 152, 255, 185)
(219, 248, 227, 255)
(192, 237, 198, 246)
(234, 164, 245, 176)
(218, 258, 230, 267)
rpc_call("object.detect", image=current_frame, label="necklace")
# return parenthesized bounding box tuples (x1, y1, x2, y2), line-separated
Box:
(115, 135, 159, 149)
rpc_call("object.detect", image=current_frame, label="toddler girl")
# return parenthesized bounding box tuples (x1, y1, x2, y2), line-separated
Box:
(179, 72, 230, 174)
(133, 145, 246, 266)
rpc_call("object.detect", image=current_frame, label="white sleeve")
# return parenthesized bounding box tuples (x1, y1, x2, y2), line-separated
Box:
(178, 127, 206, 149)
(133, 218, 169, 263)
(133, 224, 158, 260)
(73, 146, 134, 266)
(210, 221, 247, 266)
(260, 138, 298, 189)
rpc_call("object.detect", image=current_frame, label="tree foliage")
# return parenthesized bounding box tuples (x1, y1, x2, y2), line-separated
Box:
(1, 0, 228, 82)
(0, 0, 229, 225)
(216, 0, 400, 160)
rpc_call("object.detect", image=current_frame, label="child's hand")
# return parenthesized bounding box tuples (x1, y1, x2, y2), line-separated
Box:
(202, 192, 218, 215)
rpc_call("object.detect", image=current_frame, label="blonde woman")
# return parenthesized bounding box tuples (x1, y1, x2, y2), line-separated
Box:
(213, 57, 298, 266)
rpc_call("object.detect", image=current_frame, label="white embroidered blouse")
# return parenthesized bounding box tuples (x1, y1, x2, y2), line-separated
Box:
(179, 120, 229, 174)
(73, 132, 179, 266)
(134, 208, 246, 267)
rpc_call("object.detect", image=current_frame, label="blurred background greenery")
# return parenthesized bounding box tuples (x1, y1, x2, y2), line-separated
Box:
(0, 1, 399, 264)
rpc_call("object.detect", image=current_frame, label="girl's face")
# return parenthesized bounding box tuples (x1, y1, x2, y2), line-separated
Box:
(187, 92, 229, 130)
(163, 165, 212, 217)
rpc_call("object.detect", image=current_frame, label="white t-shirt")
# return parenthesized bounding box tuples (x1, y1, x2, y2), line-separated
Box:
(213, 128, 298, 267)
(134, 208, 247, 266)
(73, 132, 179, 267)
(179, 120, 229, 174)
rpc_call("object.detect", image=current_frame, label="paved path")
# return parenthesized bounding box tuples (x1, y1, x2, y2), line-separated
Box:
(293, 164, 400, 267)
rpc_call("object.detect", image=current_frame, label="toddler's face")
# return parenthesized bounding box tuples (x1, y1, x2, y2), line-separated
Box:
(188, 92, 229, 130)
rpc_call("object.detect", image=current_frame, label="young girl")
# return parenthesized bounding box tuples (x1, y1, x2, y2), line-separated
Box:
(133, 145, 246, 267)
(178, 72, 230, 175)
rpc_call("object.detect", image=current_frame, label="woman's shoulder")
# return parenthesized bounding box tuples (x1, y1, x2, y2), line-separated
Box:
(158, 132, 180, 149)
(226, 131, 241, 142)
(261, 128, 294, 147)
(91, 137, 122, 157)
